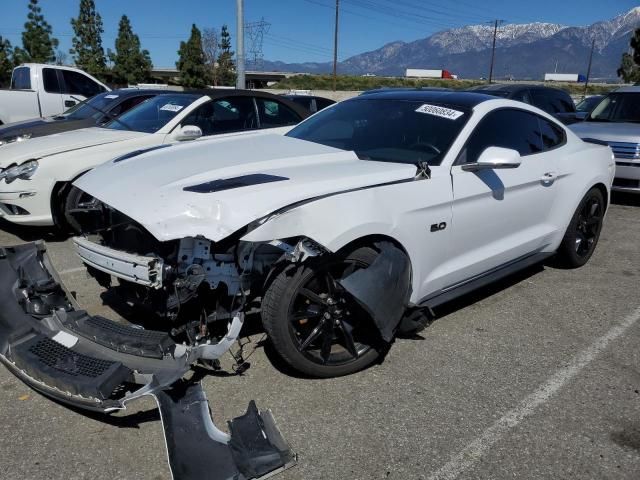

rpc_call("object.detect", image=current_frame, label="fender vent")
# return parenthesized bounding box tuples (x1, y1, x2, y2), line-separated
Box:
(184, 174, 289, 193)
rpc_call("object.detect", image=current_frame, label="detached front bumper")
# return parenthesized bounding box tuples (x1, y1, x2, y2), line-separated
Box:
(0, 242, 296, 480)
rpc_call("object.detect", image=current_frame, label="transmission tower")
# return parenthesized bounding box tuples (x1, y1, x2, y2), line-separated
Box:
(245, 18, 270, 71)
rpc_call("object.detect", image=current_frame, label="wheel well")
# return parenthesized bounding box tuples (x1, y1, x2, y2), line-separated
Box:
(50, 171, 90, 225)
(592, 183, 609, 212)
(337, 234, 409, 257)
(336, 234, 413, 285)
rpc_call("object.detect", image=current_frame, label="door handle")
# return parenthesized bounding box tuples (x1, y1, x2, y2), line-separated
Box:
(541, 172, 557, 184)
(65, 100, 76, 108)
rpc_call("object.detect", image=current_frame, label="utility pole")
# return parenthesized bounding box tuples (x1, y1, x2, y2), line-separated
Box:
(333, 0, 340, 91)
(236, 0, 245, 89)
(583, 38, 595, 98)
(488, 19, 504, 83)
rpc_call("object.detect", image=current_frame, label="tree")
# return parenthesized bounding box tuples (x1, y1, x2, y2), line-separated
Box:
(202, 27, 219, 86)
(21, 0, 58, 63)
(176, 24, 207, 88)
(618, 28, 640, 83)
(0, 36, 14, 87)
(70, 0, 107, 79)
(108, 15, 153, 85)
(55, 49, 67, 66)
(216, 24, 236, 86)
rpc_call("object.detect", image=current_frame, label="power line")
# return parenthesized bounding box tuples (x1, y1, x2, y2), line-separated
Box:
(333, 0, 340, 91)
(488, 19, 505, 83)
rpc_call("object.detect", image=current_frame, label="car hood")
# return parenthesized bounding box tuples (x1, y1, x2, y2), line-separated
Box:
(570, 121, 640, 143)
(0, 127, 146, 168)
(0, 117, 93, 143)
(75, 134, 417, 243)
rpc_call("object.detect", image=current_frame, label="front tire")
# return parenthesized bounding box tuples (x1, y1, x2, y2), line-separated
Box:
(556, 187, 605, 268)
(262, 246, 383, 378)
(62, 185, 97, 234)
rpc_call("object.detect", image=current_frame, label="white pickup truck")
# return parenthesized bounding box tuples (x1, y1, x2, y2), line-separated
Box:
(0, 63, 110, 125)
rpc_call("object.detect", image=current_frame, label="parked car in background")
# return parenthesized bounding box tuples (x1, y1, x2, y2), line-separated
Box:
(0, 88, 169, 146)
(466, 84, 576, 123)
(0, 90, 309, 229)
(281, 93, 336, 113)
(0, 64, 109, 125)
(573, 95, 605, 121)
(571, 86, 640, 193)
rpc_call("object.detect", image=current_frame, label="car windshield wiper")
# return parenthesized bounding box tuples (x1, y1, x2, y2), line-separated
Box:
(70, 95, 134, 131)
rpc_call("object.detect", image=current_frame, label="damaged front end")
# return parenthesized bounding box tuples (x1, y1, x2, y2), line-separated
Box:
(0, 242, 296, 480)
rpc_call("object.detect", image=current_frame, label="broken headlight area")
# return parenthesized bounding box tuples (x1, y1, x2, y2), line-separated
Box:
(68, 196, 326, 350)
(0, 242, 296, 480)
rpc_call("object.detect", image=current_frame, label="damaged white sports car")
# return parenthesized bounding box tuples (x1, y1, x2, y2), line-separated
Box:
(0, 90, 614, 479)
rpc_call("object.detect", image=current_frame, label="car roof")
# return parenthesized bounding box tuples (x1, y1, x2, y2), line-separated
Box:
(107, 88, 176, 97)
(349, 90, 496, 109)
(469, 83, 570, 95)
(360, 86, 452, 95)
(614, 85, 640, 93)
(281, 94, 334, 101)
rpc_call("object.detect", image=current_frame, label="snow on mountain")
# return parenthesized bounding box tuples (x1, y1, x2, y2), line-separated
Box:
(263, 7, 640, 79)
(427, 23, 567, 53)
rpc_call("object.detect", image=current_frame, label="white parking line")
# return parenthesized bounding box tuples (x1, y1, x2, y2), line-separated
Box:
(58, 266, 86, 276)
(427, 305, 640, 480)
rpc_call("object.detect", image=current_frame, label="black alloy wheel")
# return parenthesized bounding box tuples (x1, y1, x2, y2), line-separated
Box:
(262, 247, 382, 377)
(574, 194, 603, 258)
(556, 187, 605, 268)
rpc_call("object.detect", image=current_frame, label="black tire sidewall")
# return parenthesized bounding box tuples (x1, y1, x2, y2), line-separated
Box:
(557, 187, 605, 268)
(262, 246, 383, 378)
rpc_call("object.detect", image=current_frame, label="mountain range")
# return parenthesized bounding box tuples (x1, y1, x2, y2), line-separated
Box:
(261, 7, 640, 80)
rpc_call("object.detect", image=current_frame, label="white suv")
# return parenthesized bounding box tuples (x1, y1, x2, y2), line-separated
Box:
(571, 86, 640, 193)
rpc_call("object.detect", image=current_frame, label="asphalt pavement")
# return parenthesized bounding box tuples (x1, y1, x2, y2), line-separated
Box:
(0, 193, 638, 480)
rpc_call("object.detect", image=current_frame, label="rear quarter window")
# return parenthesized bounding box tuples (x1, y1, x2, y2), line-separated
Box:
(11, 67, 31, 90)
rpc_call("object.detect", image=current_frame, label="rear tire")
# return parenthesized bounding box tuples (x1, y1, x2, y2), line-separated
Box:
(262, 246, 383, 378)
(556, 187, 604, 268)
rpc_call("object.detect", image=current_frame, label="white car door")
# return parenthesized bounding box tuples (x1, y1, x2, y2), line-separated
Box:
(38, 67, 64, 117)
(443, 108, 564, 286)
(60, 69, 105, 111)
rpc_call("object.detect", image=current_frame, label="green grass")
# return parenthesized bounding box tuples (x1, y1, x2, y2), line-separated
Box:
(273, 74, 617, 96)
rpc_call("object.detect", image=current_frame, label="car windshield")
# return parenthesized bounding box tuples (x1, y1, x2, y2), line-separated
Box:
(63, 92, 120, 120)
(575, 96, 602, 113)
(286, 98, 469, 166)
(587, 93, 640, 123)
(105, 94, 201, 133)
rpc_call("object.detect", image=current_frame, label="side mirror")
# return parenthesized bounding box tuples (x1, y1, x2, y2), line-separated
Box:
(174, 125, 203, 141)
(461, 146, 521, 171)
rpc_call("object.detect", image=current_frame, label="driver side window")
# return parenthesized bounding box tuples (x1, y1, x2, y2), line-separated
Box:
(182, 97, 257, 136)
(459, 109, 543, 164)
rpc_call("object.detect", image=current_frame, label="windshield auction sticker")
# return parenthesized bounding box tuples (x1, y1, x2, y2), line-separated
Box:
(415, 104, 464, 120)
(160, 104, 184, 112)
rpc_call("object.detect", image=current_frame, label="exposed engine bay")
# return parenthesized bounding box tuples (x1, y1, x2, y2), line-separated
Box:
(70, 199, 328, 350)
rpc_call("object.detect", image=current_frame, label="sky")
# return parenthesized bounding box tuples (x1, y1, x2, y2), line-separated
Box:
(1, 0, 639, 67)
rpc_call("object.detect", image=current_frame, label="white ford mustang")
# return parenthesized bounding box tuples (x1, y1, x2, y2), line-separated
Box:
(57, 90, 614, 379)
(0, 90, 307, 229)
